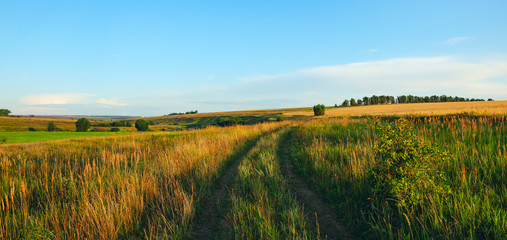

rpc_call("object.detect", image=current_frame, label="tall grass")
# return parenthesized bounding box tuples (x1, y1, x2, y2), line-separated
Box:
(227, 129, 315, 239)
(289, 115, 506, 239)
(0, 123, 281, 239)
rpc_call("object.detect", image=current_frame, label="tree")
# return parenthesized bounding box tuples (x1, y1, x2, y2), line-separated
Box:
(75, 118, 91, 132)
(341, 99, 350, 107)
(47, 121, 57, 132)
(350, 98, 357, 106)
(135, 119, 150, 131)
(0, 109, 11, 116)
(313, 104, 325, 116)
(363, 96, 369, 105)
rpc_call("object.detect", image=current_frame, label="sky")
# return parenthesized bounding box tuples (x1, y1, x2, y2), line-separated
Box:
(1, 0, 507, 116)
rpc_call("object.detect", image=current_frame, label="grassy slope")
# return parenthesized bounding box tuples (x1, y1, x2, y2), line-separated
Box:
(142, 101, 507, 128)
(0, 132, 132, 144)
(0, 117, 78, 132)
(289, 116, 506, 239)
(0, 124, 281, 239)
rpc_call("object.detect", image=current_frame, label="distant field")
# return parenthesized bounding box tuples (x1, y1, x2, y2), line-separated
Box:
(0, 131, 131, 144)
(285, 100, 507, 116)
(0, 116, 78, 132)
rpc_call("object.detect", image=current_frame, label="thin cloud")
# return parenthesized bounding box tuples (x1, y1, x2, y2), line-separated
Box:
(19, 93, 94, 105)
(97, 98, 127, 106)
(443, 37, 469, 45)
(235, 56, 507, 101)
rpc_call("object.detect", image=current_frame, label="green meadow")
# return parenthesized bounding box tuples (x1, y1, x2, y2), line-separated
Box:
(0, 131, 131, 144)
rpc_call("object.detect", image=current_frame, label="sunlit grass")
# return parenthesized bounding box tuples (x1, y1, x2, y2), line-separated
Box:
(0, 123, 282, 239)
(289, 115, 506, 239)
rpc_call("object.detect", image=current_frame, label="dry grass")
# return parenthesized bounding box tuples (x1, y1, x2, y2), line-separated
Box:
(285, 101, 507, 116)
(0, 117, 79, 132)
(0, 123, 283, 239)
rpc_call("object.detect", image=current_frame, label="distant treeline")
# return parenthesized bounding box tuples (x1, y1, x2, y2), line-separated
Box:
(93, 120, 133, 127)
(165, 110, 198, 116)
(337, 95, 493, 107)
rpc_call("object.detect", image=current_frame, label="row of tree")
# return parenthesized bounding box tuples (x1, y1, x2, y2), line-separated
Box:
(338, 95, 493, 107)
(165, 110, 198, 116)
(45, 118, 151, 132)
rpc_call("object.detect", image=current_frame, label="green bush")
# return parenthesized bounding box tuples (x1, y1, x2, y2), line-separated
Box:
(217, 116, 241, 126)
(369, 119, 450, 208)
(75, 118, 91, 132)
(276, 115, 284, 122)
(135, 119, 150, 131)
(28, 127, 37, 132)
(0, 109, 11, 116)
(47, 121, 57, 132)
(110, 127, 120, 132)
(313, 104, 325, 116)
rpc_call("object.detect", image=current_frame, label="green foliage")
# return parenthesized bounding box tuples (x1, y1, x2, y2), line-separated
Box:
(75, 118, 90, 132)
(313, 104, 325, 116)
(0, 109, 11, 116)
(135, 119, 150, 131)
(28, 127, 37, 132)
(21, 218, 55, 240)
(47, 121, 57, 132)
(276, 115, 284, 122)
(369, 120, 450, 208)
(341, 100, 350, 107)
(0, 136, 6, 144)
(148, 120, 155, 125)
(217, 116, 241, 126)
(110, 127, 120, 132)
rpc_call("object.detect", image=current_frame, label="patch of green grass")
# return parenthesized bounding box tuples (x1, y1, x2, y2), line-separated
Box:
(0, 131, 131, 144)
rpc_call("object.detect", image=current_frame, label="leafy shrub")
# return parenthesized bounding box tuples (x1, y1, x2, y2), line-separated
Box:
(28, 127, 37, 132)
(21, 218, 55, 239)
(276, 115, 284, 122)
(313, 104, 325, 116)
(0, 109, 11, 116)
(110, 127, 120, 132)
(135, 119, 150, 131)
(75, 118, 90, 132)
(217, 116, 241, 126)
(369, 119, 450, 208)
(47, 121, 57, 132)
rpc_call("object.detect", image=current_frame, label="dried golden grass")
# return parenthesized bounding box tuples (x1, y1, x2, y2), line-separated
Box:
(285, 100, 507, 116)
(0, 122, 284, 239)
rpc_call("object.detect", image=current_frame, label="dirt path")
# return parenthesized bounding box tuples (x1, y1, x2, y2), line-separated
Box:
(278, 132, 355, 240)
(189, 137, 260, 240)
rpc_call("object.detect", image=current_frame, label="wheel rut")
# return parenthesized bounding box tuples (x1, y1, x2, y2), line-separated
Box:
(278, 132, 356, 240)
(189, 136, 259, 240)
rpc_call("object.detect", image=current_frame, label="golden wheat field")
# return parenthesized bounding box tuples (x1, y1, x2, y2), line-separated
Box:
(285, 100, 507, 116)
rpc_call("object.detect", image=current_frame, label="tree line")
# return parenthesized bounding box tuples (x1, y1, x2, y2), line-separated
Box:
(337, 95, 493, 107)
(165, 110, 198, 116)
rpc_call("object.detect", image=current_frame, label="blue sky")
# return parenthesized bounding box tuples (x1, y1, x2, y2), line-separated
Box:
(2, 0, 507, 116)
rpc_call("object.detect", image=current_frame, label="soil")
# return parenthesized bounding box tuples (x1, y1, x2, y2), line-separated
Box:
(189, 137, 259, 239)
(278, 132, 356, 240)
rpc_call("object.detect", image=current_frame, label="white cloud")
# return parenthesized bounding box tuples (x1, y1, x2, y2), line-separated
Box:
(97, 98, 127, 106)
(443, 37, 469, 45)
(235, 56, 507, 101)
(19, 93, 94, 105)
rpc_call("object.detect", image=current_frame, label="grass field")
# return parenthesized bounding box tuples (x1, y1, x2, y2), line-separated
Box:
(0, 132, 133, 144)
(286, 100, 507, 116)
(0, 117, 78, 132)
(0, 104, 505, 239)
